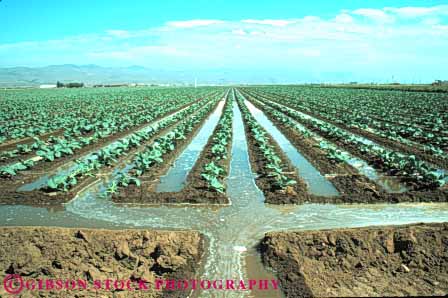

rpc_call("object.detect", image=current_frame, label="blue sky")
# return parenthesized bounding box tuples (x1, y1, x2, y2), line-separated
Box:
(1, 0, 448, 82)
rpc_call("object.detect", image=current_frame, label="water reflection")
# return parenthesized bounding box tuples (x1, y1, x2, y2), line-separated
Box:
(157, 100, 225, 192)
(240, 94, 339, 197)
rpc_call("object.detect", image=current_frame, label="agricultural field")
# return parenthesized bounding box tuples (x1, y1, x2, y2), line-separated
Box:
(0, 85, 447, 297)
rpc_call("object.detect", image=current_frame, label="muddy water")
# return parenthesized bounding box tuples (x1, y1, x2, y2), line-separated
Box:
(1, 96, 448, 298)
(241, 97, 339, 197)
(157, 100, 226, 192)
(347, 159, 407, 193)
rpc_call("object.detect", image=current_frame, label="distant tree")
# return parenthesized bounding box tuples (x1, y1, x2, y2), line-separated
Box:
(56, 81, 64, 88)
(66, 82, 84, 88)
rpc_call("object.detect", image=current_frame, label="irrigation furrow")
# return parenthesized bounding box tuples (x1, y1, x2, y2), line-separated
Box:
(236, 89, 339, 198)
(0, 92, 217, 176)
(157, 94, 228, 192)
(241, 91, 408, 194)
(242, 90, 447, 190)
(245, 89, 448, 167)
(10, 94, 221, 206)
(80, 92, 228, 202)
(156, 89, 234, 200)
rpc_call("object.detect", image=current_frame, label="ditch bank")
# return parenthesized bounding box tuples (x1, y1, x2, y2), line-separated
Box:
(0, 226, 205, 298)
(259, 222, 448, 297)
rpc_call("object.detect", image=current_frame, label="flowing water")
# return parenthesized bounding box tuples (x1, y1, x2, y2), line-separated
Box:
(240, 96, 339, 197)
(157, 100, 226, 192)
(1, 96, 448, 298)
(249, 96, 409, 193)
(17, 103, 197, 192)
(256, 96, 448, 182)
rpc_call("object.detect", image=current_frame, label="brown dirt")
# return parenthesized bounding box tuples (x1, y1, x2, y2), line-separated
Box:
(0, 96, 215, 207)
(0, 226, 205, 298)
(259, 222, 448, 297)
(112, 99, 230, 205)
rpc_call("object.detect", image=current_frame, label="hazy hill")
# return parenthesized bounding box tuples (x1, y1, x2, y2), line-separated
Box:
(0, 64, 293, 87)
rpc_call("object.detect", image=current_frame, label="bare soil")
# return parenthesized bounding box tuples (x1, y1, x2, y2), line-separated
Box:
(0, 227, 205, 298)
(259, 222, 448, 297)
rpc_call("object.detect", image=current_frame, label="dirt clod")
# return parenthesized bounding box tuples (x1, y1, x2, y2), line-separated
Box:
(0, 227, 205, 298)
(260, 222, 448, 297)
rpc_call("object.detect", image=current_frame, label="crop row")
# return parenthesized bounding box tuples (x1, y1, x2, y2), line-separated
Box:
(0, 90, 216, 164)
(200, 91, 234, 193)
(40, 95, 220, 192)
(246, 95, 352, 164)
(248, 94, 446, 188)
(244, 87, 447, 156)
(0, 87, 216, 144)
(251, 86, 448, 133)
(0, 92, 216, 178)
(110, 96, 223, 193)
(235, 91, 296, 190)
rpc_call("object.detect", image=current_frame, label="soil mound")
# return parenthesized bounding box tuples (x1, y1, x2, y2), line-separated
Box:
(260, 222, 448, 297)
(0, 227, 205, 298)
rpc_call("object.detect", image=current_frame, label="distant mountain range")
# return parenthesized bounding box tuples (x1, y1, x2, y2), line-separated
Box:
(0, 64, 294, 87)
(0, 64, 192, 87)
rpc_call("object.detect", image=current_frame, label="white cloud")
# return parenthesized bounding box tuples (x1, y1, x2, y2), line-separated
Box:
(232, 29, 247, 36)
(301, 16, 321, 22)
(335, 13, 354, 24)
(241, 19, 297, 27)
(165, 19, 224, 28)
(384, 6, 448, 18)
(106, 30, 130, 38)
(433, 24, 448, 32)
(249, 31, 264, 36)
(386, 7, 436, 17)
(2, 5, 448, 81)
(352, 8, 395, 23)
(288, 48, 321, 57)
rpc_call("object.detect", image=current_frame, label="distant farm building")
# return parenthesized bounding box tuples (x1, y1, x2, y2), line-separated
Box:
(39, 84, 57, 89)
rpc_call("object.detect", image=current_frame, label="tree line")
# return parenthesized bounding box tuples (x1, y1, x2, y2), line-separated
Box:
(57, 81, 84, 88)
